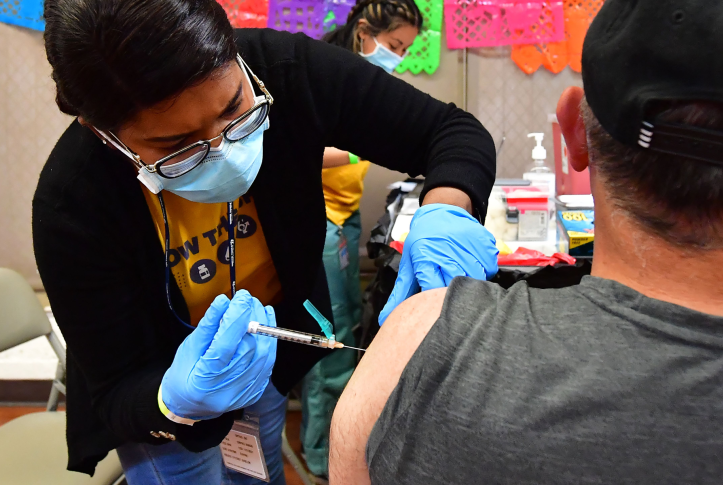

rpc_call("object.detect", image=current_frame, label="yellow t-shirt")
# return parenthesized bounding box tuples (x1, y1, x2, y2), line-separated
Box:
(321, 161, 371, 226)
(143, 188, 283, 326)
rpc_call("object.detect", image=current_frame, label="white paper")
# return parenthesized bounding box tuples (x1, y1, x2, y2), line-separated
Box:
(391, 214, 414, 242)
(386, 181, 419, 192)
(399, 197, 420, 215)
(518, 210, 548, 241)
(557, 194, 594, 209)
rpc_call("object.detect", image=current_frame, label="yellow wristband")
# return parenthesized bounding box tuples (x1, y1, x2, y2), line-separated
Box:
(348, 152, 360, 165)
(158, 386, 198, 426)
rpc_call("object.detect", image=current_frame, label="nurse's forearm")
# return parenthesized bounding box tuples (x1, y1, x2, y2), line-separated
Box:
(421, 187, 473, 215)
(322, 147, 350, 168)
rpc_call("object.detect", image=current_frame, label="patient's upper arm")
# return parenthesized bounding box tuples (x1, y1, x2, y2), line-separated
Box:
(329, 287, 447, 485)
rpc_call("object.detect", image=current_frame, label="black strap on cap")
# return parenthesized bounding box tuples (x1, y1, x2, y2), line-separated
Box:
(638, 121, 723, 168)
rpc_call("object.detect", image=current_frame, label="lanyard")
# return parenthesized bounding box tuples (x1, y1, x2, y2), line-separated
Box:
(227, 200, 237, 296)
(158, 193, 237, 330)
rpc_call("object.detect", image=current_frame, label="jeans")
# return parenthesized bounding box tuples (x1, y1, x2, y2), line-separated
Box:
(301, 213, 362, 477)
(117, 383, 288, 485)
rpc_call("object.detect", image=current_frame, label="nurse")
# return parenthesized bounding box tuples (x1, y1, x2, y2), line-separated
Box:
(302, 0, 422, 481)
(34, 0, 498, 484)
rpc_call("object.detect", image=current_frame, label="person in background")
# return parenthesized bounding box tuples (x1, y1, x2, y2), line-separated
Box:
(300, 1, 422, 482)
(34, 0, 497, 483)
(329, 0, 723, 483)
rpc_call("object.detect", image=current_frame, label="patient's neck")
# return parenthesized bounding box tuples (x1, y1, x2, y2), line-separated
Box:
(591, 195, 723, 317)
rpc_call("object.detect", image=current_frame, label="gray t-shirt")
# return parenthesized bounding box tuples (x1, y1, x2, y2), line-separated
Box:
(367, 276, 723, 484)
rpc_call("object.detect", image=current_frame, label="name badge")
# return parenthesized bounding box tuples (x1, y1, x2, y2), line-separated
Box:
(221, 413, 269, 482)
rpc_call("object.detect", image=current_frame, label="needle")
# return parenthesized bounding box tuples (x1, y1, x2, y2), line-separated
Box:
(341, 345, 366, 352)
(330, 341, 366, 351)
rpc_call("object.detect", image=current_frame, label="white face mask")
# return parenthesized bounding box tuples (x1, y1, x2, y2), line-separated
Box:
(360, 37, 406, 73)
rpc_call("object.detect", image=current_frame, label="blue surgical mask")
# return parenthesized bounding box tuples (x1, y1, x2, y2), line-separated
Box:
(360, 37, 406, 73)
(138, 117, 269, 203)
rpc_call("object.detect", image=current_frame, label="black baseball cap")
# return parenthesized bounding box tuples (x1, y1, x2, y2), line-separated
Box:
(582, 0, 723, 167)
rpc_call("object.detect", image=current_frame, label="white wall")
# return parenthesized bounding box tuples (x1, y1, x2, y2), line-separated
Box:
(0, 23, 73, 289)
(468, 48, 583, 178)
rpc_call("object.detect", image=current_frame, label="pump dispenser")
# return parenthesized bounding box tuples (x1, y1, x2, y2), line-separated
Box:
(523, 132, 555, 195)
(527, 133, 551, 173)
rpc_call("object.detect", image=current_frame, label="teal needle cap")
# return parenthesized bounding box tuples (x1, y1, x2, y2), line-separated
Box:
(303, 300, 335, 340)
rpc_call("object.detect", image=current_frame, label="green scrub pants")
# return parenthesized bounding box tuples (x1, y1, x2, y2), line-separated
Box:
(301, 211, 362, 477)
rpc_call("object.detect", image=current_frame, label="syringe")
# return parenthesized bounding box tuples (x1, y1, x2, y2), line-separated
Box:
(248, 322, 365, 351)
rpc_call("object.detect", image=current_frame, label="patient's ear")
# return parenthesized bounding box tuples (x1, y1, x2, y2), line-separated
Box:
(557, 86, 589, 173)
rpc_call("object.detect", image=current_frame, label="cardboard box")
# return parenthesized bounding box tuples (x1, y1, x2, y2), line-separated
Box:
(557, 210, 594, 257)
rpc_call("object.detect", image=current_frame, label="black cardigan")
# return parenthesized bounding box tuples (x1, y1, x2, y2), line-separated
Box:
(32, 28, 496, 475)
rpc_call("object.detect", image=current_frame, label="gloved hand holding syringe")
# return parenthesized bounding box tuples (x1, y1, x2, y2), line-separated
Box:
(159, 292, 362, 426)
(248, 300, 365, 352)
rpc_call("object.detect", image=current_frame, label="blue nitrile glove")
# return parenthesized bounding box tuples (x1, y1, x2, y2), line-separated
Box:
(379, 203, 499, 325)
(159, 290, 277, 423)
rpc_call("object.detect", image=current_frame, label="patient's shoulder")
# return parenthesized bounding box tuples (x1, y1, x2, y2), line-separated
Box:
(383, 277, 508, 340)
(440, 276, 510, 316)
(379, 286, 449, 347)
(371, 278, 511, 386)
(329, 286, 449, 484)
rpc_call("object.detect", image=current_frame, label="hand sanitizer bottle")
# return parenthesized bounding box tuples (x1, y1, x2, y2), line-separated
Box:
(523, 133, 555, 196)
(523, 133, 556, 238)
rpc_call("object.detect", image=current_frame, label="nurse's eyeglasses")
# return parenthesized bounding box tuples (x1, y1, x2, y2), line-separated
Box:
(97, 55, 273, 179)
